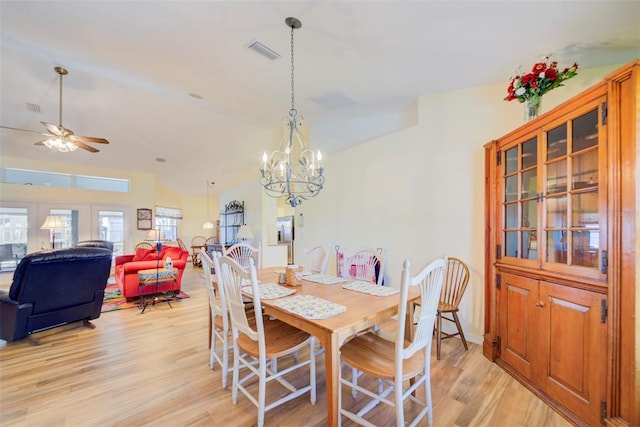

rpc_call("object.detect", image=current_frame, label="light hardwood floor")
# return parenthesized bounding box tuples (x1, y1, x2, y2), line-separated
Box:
(0, 265, 571, 426)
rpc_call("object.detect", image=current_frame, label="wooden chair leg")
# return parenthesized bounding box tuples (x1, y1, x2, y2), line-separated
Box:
(452, 312, 468, 351)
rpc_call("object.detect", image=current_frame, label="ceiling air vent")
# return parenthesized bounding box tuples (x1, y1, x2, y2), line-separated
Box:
(26, 103, 41, 113)
(247, 40, 281, 61)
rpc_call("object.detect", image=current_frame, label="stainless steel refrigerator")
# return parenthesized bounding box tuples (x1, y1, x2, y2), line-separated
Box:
(276, 216, 294, 264)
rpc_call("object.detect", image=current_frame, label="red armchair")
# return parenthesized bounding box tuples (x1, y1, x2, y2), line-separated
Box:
(115, 245, 188, 300)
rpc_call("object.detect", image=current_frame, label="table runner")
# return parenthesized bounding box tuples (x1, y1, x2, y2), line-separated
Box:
(303, 274, 349, 285)
(274, 295, 347, 319)
(342, 281, 399, 296)
(241, 282, 296, 300)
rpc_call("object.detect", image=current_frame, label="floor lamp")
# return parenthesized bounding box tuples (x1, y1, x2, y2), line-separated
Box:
(142, 229, 169, 312)
(41, 215, 65, 249)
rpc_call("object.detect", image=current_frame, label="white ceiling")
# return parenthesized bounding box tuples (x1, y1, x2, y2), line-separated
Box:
(1, 1, 638, 197)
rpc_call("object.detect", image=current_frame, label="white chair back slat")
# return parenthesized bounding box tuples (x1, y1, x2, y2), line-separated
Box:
(206, 250, 229, 331)
(223, 242, 262, 270)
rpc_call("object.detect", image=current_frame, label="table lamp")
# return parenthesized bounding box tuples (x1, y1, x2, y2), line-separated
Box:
(145, 229, 167, 251)
(40, 215, 65, 249)
(236, 224, 254, 242)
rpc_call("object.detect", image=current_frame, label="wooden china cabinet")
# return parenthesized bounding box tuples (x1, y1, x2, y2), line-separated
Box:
(484, 60, 638, 426)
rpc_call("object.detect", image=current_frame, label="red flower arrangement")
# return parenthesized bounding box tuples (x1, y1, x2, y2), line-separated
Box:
(505, 55, 579, 103)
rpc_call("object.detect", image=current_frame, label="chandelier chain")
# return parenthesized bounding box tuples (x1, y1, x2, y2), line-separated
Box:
(290, 24, 296, 115)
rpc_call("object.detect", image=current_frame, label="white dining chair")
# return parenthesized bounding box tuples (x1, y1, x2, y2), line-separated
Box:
(200, 249, 233, 388)
(301, 243, 331, 275)
(339, 246, 388, 394)
(223, 242, 261, 269)
(341, 247, 387, 285)
(218, 255, 316, 427)
(339, 257, 446, 426)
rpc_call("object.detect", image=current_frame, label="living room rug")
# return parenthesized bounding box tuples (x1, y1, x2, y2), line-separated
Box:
(101, 282, 190, 313)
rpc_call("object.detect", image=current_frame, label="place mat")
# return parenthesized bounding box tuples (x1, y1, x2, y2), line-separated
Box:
(241, 282, 296, 300)
(274, 295, 346, 320)
(303, 274, 349, 285)
(342, 281, 399, 296)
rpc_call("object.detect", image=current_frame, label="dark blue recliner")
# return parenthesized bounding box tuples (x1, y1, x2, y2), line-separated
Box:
(75, 240, 114, 251)
(0, 247, 112, 342)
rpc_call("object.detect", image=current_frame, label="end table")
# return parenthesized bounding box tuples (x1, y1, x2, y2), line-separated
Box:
(137, 267, 178, 313)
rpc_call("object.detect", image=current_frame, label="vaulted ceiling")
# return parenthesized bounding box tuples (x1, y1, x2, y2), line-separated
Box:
(1, 1, 638, 197)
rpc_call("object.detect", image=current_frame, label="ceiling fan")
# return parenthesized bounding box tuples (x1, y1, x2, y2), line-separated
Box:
(0, 66, 109, 153)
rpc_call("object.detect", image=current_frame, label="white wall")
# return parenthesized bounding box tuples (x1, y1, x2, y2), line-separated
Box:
(226, 64, 622, 344)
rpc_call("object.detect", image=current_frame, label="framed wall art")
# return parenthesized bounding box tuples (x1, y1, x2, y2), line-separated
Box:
(137, 208, 152, 230)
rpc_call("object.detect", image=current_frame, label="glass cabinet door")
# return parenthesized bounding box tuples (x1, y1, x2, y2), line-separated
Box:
(543, 106, 603, 273)
(544, 123, 569, 264)
(502, 136, 538, 261)
(499, 97, 606, 281)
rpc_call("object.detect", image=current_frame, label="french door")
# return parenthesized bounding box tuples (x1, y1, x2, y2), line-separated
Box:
(0, 201, 131, 272)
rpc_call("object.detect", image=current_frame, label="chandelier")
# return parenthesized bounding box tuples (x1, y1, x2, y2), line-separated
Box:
(260, 17, 324, 208)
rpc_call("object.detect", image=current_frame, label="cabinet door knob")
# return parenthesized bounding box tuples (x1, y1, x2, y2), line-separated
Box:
(536, 301, 545, 307)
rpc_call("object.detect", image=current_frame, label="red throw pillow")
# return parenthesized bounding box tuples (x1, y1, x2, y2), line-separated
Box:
(133, 247, 153, 262)
(162, 246, 183, 261)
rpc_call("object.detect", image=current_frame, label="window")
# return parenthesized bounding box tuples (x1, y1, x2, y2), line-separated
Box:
(155, 207, 182, 241)
(0, 207, 28, 271)
(50, 209, 79, 249)
(0, 203, 130, 269)
(98, 210, 124, 255)
(1, 167, 129, 192)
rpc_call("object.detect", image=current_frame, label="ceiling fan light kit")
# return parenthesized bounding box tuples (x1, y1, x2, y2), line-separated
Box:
(42, 136, 79, 152)
(0, 66, 109, 153)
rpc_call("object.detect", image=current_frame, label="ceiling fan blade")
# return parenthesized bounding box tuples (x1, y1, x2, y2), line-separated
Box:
(34, 140, 47, 146)
(1, 125, 51, 136)
(41, 121, 65, 136)
(70, 140, 100, 153)
(67, 134, 109, 144)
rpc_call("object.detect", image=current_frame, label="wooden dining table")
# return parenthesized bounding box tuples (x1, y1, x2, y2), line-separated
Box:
(256, 267, 417, 427)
